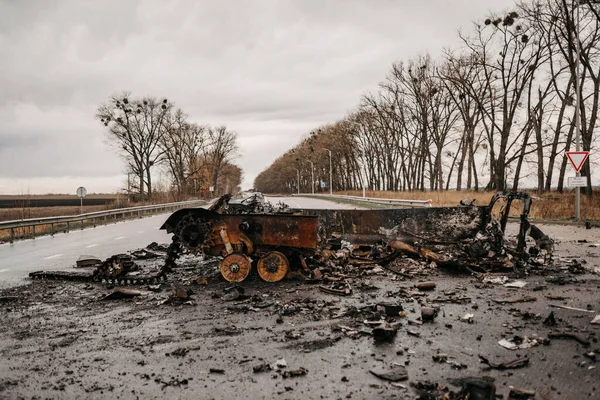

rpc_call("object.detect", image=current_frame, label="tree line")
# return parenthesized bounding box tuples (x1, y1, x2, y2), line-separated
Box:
(255, 0, 600, 195)
(96, 93, 240, 200)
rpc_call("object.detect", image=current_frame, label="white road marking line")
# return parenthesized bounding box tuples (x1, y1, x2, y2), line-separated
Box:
(86, 244, 98, 248)
(137, 231, 145, 234)
(114, 236, 125, 240)
(287, 199, 302, 208)
(0, 269, 10, 273)
(43, 254, 63, 260)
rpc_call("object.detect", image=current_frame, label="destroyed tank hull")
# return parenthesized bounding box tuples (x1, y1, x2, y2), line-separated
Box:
(28, 192, 549, 286)
(160, 192, 548, 283)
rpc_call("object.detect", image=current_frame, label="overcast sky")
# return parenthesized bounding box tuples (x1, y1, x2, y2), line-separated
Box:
(0, 0, 517, 194)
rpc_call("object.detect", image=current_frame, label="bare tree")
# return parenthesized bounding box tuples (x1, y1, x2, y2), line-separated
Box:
(97, 93, 172, 200)
(206, 126, 238, 195)
(255, 0, 600, 195)
(160, 109, 208, 199)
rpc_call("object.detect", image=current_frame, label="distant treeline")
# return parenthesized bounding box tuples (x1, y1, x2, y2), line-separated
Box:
(0, 196, 117, 208)
(255, 0, 600, 195)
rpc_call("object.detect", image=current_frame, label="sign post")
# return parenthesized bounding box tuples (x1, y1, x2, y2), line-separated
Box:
(76, 186, 87, 215)
(566, 151, 589, 221)
(571, 2, 585, 221)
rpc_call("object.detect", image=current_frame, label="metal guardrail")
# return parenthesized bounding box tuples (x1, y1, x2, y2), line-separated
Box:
(293, 194, 433, 208)
(0, 199, 206, 243)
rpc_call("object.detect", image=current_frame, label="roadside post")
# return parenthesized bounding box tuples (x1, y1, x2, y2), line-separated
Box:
(76, 186, 87, 215)
(570, 0, 585, 221)
(76, 186, 87, 229)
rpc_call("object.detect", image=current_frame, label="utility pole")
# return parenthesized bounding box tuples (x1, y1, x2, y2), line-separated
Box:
(295, 168, 300, 194)
(323, 148, 332, 195)
(573, 0, 582, 220)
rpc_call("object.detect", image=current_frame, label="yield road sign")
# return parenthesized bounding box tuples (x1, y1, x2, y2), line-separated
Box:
(566, 151, 589, 172)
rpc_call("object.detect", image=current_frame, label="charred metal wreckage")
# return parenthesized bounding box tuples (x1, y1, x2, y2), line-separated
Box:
(30, 192, 552, 285)
(160, 192, 552, 282)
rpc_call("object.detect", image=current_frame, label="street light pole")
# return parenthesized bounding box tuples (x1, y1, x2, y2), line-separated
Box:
(309, 161, 315, 194)
(574, 0, 582, 221)
(323, 148, 332, 195)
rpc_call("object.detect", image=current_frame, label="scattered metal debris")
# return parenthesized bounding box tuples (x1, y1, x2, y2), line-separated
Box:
(281, 367, 308, 378)
(369, 365, 408, 382)
(549, 304, 595, 313)
(479, 355, 530, 370)
(448, 376, 496, 400)
(508, 388, 537, 398)
(543, 311, 557, 326)
(421, 307, 438, 322)
(504, 280, 527, 288)
(416, 281, 436, 291)
(100, 288, 149, 301)
(547, 332, 590, 346)
(75, 255, 102, 268)
(460, 313, 474, 323)
(170, 284, 192, 300)
(493, 296, 537, 304)
(252, 362, 271, 373)
(498, 336, 540, 350)
(371, 321, 399, 342)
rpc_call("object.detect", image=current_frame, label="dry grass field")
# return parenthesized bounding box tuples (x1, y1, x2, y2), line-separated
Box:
(338, 189, 600, 221)
(0, 194, 174, 241)
(0, 205, 108, 222)
(0, 194, 122, 224)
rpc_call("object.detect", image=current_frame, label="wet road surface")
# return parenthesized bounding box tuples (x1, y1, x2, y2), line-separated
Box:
(0, 214, 173, 289)
(0, 196, 356, 289)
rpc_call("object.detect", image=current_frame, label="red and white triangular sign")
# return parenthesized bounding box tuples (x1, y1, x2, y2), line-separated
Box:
(566, 151, 589, 172)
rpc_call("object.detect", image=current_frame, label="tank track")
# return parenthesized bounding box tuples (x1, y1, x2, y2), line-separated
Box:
(29, 234, 183, 286)
(29, 270, 169, 285)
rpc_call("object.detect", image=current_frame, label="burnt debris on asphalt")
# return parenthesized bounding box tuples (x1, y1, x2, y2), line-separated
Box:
(4, 192, 598, 398)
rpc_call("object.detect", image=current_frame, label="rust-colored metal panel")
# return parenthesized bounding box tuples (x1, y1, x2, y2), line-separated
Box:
(218, 214, 319, 249)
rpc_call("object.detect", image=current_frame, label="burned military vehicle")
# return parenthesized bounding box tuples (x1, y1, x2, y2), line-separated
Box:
(29, 192, 550, 285)
(160, 192, 551, 283)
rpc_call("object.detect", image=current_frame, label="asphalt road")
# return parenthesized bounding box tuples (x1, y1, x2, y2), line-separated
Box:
(0, 196, 355, 289)
(0, 214, 173, 289)
(265, 195, 363, 209)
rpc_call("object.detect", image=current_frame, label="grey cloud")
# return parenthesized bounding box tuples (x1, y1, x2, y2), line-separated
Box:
(0, 0, 517, 191)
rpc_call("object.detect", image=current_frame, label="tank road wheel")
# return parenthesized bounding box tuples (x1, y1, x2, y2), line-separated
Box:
(220, 253, 251, 282)
(257, 251, 289, 282)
